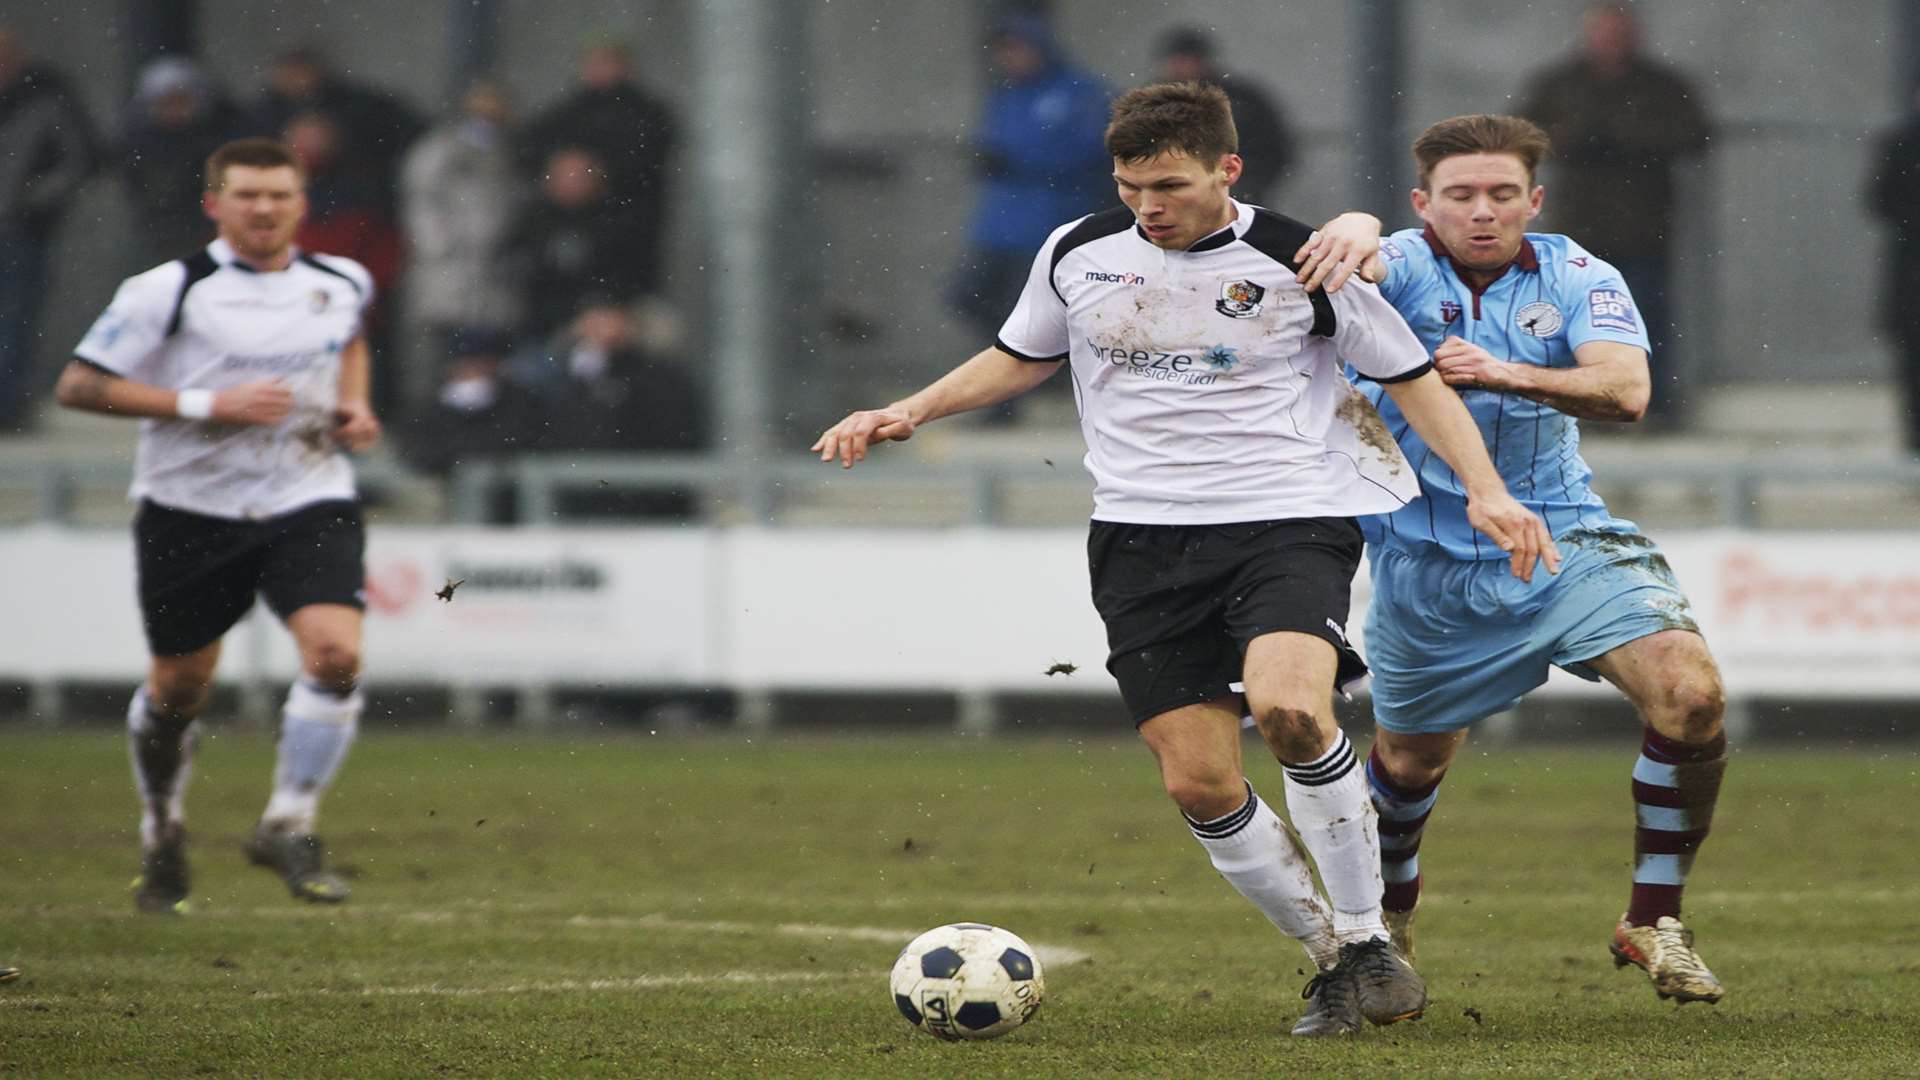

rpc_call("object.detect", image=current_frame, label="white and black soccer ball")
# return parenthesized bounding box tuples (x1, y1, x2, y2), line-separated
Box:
(890, 922, 1045, 1041)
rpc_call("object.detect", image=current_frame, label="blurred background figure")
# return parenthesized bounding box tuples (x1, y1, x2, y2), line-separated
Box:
(1519, 2, 1709, 431)
(504, 147, 648, 343)
(953, 10, 1111, 425)
(0, 24, 97, 433)
(117, 56, 247, 267)
(1152, 25, 1296, 206)
(401, 78, 529, 422)
(1866, 91, 1920, 459)
(284, 110, 406, 418)
(253, 45, 424, 220)
(519, 41, 677, 284)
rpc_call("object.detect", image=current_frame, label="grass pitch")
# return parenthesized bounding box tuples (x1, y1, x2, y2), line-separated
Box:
(1, 729, 1915, 1077)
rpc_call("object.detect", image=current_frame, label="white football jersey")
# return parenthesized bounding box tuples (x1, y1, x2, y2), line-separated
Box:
(997, 201, 1429, 525)
(74, 238, 373, 521)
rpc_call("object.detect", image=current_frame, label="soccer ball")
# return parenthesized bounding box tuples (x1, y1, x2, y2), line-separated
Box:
(890, 922, 1045, 1041)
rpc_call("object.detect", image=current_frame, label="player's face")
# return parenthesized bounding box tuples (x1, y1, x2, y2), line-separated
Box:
(1114, 150, 1243, 250)
(1411, 153, 1543, 272)
(204, 164, 307, 265)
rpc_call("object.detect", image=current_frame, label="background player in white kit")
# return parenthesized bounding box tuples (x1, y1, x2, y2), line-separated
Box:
(55, 137, 380, 912)
(814, 83, 1557, 1037)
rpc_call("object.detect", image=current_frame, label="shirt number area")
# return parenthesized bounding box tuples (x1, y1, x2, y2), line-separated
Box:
(1588, 288, 1640, 334)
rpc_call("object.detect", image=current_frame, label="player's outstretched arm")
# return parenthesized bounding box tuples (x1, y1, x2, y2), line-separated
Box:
(811, 345, 1061, 469)
(54, 359, 292, 425)
(1380, 369, 1561, 582)
(1295, 212, 1388, 292)
(1433, 337, 1649, 421)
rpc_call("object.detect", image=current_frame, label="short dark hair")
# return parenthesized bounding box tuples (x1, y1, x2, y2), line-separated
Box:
(204, 137, 306, 192)
(1105, 81, 1237, 166)
(1411, 114, 1552, 187)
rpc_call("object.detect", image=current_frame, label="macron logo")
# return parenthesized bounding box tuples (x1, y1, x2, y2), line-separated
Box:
(1084, 271, 1146, 285)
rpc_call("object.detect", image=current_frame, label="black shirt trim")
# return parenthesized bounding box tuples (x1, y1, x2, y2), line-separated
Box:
(1240, 208, 1335, 337)
(1048, 206, 1136, 304)
(995, 336, 1068, 363)
(298, 253, 364, 295)
(164, 251, 221, 338)
(1371, 360, 1433, 385)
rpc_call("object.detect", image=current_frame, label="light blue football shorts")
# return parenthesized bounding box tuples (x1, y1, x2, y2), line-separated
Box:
(1363, 528, 1702, 734)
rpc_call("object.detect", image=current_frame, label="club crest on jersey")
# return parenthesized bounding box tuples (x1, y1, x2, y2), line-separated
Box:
(1515, 300, 1564, 337)
(309, 289, 331, 313)
(1439, 299, 1463, 323)
(1215, 279, 1266, 319)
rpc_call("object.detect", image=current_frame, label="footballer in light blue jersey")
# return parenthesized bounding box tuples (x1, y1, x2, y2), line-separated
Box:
(1309, 113, 1731, 1005)
(1361, 227, 1646, 558)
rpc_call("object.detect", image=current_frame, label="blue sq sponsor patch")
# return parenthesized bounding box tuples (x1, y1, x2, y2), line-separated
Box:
(1588, 288, 1639, 334)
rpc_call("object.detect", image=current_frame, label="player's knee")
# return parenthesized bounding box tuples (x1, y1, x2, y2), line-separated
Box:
(1253, 705, 1327, 763)
(1162, 768, 1245, 821)
(1666, 676, 1726, 745)
(305, 640, 361, 686)
(1375, 738, 1450, 787)
(148, 675, 210, 715)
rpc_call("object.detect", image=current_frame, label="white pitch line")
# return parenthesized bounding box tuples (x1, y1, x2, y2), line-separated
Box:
(248, 969, 857, 1000)
(564, 913, 1093, 966)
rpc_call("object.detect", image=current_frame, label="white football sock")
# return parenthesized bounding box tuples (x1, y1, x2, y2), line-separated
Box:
(262, 678, 362, 834)
(127, 686, 198, 849)
(1187, 781, 1339, 970)
(1283, 732, 1387, 945)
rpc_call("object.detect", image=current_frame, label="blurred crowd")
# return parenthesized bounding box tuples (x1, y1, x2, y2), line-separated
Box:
(0, 29, 708, 517)
(6, 3, 1918, 494)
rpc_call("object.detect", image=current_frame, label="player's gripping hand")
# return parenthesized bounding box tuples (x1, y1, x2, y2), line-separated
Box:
(1296, 212, 1385, 293)
(1464, 486, 1561, 583)
(331, 400, 382, 452)
(1433, 336, 1514, 391)
(212, 380, 295, 425)
(812, 406, 916, 469)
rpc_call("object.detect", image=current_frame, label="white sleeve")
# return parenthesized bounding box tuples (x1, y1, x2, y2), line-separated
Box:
(1327, 279, 1433, 383)
(73, 264, 183, 379)
(993, 222, 1077, 362)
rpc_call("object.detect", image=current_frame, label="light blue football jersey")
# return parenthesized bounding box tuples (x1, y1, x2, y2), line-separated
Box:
(1356, 227, 1652, 559)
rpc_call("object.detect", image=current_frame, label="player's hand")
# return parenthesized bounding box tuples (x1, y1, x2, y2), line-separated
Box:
(212, 380, 294, 426)
(811, 406, 917, 469)
(1433, 336, 1514, 391)
(331, 400, 382, 452)
(1465, 487, 1561, 582)
(1295, 212, 1383, 293)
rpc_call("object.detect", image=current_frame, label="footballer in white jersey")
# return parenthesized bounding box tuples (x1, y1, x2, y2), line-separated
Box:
(55, 138, 378, 914)
(816, 83, 1556, 1038)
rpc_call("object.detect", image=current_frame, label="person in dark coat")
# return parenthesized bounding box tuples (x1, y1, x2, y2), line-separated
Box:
(518, 42, 677, 287)
(0, 24, 98, 431)
(1153, 26, 1297, 205)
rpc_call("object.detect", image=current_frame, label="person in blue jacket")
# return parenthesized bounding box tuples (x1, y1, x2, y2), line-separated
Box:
(952, 13, 1111, 422)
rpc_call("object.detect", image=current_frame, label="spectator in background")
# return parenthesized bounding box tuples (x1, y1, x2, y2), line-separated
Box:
(954, 11, 1111, 423)
(118, 56, 248, 266)
(1866, 91, 1920, 458)
(519, 41, 676, 285)
(1153, 26, 1296, 205)
(0, 24, 97, 432)
(401, 78, 528, 415)
(503, 147, 647, 342)
(253, 45, 424, 217)
(284, 111, 406, 416)
(1518, 3, 1709, 430)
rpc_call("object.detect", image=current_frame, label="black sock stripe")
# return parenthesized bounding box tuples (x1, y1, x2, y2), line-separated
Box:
(1186, 781, 1259, 839)
(1285, 738, 1357, 785)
